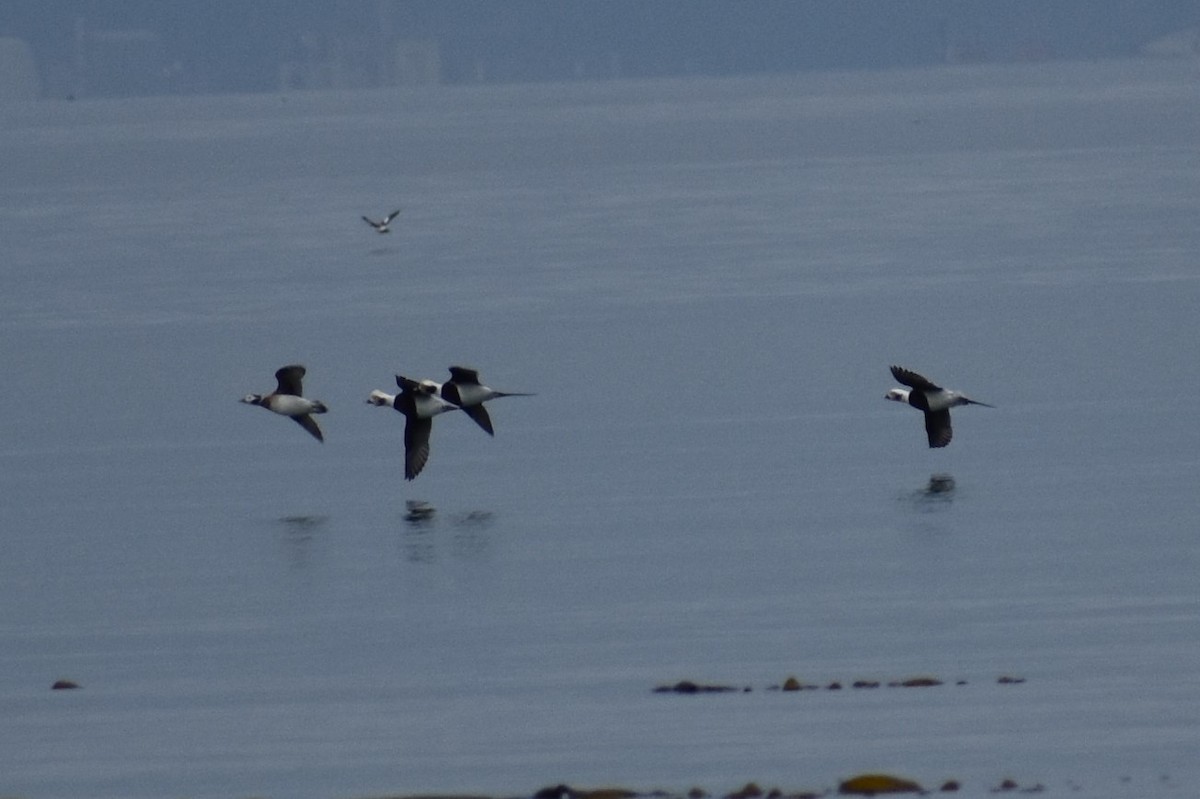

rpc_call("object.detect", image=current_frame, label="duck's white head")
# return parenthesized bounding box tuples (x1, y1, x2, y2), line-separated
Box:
(366, 390, 395, 406)
(884, 388, 910, 404)
(240, 393, 264, 405)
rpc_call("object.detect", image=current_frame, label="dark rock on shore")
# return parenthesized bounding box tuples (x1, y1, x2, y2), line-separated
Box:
(534, 785, 639, 799)
(837, 773, 923, 795)
(989, 778, 1042, 793)
(654, 680, 744, 694)
(888, 676, 942, 687)
(724, 782, 761, 799)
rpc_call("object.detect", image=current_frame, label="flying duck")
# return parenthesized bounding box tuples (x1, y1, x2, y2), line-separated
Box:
(885, 365, 993, 448)
(362, 209, 401, 233)
(437, 366, 534, 436)
(367, 375, 459, 480)
(241, 364, 329, 442)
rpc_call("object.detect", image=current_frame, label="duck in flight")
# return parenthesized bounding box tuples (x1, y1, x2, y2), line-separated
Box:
(437, 366, 534, 436)
(362, 209, 401, 233)
(367, 375, 459, 480)
(241, 364, 329, 442)
(885, 365, 993, 448)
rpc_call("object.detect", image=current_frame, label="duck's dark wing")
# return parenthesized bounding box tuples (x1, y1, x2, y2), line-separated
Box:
(274, 364, 307, 396)
(460, 403, 495, 436)
(447, 365, 481, 386)
(362, 216, 380, 228)
(384, 210, 401, 224)
(395, 374, 425, 395)
(890, 365, 942, 392)
(404, 416, 433, 480)
(292, 414, 325, 443)
(924, 409, 953, 448)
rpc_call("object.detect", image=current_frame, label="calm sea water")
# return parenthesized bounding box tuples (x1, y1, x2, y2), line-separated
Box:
(2, 59, 1199, 799)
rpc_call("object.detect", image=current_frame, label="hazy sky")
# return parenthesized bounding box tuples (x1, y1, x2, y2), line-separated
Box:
(2, 1, 1197, 97)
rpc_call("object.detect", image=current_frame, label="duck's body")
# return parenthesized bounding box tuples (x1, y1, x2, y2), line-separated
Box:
(885, 365, 992, 448)
(362, 209, 401, 233)
(241, 364, 328, 442)
(437, 366, 534, 436)
(367, 376, 458, 480)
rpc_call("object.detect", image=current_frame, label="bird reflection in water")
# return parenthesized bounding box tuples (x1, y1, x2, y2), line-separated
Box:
(901, 473, 956, 512)
(925, 473, 956, 494)
(404, 500, 436, 524)
(276, 514, 328, 570)
(400, 504, 496, 563)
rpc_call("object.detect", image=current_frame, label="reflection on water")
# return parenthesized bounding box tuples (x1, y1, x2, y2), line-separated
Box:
(450, 510, 494, 528)
(404, 500, 436, 523)
(925, 473, 955, 494)
(401, 524, 436, 563)
(278, 514, 329, 528)
(901, 473, 956, 512)
(450, 511, 495, 561)
(276, 514, 328, 569)
(399, 507, 495, 563)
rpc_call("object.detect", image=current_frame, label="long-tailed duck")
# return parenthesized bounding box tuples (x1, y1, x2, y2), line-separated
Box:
(241, 364, 328, 442)
(437, 366, 534, 436)
(367, 375, 459, 480)
(362, 209, 401, 233)
(885, 365, 993, 448)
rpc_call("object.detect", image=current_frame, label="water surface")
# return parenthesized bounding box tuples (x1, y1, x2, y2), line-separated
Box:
(2, 59, 1199, 798)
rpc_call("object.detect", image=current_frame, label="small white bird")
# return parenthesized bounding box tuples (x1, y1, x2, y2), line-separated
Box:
(367, 375, 459, 480)
(241, 364, 328, 442)
(885, 365, 993, 448)
(437, 366, 534, 436)
(362, 209, 401, 233)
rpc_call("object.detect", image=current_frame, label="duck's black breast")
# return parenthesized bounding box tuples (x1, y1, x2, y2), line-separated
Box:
(393, 393, 415, 416)
(441, 382, 463, 406)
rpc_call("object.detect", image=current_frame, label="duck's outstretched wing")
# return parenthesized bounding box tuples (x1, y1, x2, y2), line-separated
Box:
(924, 409, 953, 448)
(383, 209, 401, 225)
(460, 403, 495, 436)
(890, 365, 942, 392)
(395, 374, 423, 394)
(404, 416, 433, 480)
(447, 365, 482, 386)
(274, 364, 307, 396)
(292, 414, 325, 443)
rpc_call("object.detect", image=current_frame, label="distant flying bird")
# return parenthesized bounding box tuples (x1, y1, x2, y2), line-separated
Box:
(367, 375, 459, 480)
(885, 365, 993, 448)
(437, 366, 535, 436)
(362, 209, 401, 233)
(241, 364, 329, 442)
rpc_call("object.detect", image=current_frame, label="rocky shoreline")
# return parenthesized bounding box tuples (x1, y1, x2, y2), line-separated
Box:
(365, 775, 1055, 799)
(653, 674, 1026, 694)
